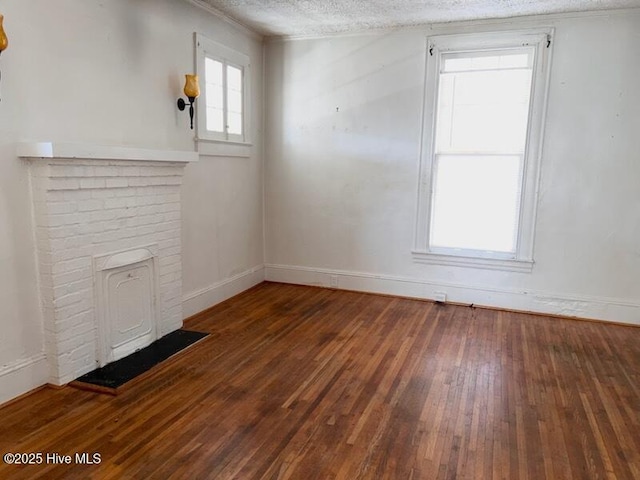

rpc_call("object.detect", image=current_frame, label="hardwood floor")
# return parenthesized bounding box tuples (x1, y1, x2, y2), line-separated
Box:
(1, 282, 639, 479)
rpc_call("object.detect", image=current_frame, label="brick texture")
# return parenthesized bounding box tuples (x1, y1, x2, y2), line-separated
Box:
(28, 159, 188, 385)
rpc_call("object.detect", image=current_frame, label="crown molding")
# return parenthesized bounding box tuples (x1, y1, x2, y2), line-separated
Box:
(184, 0, 264, 41)
(265, 6, 640, 43)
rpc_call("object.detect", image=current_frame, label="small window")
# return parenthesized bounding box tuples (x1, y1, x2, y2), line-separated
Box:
(414, 30, 553, 272)
(196, 34, 250, 145)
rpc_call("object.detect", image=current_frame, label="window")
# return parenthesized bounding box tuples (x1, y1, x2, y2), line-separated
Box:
(414, 30, 553, 272)
(196, 34, 250, 145)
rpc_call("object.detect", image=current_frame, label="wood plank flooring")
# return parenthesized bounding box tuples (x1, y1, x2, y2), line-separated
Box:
(0, 282, 639, 479)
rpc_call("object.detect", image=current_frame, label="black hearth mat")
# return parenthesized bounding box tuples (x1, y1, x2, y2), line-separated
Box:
(72, 330, 208, 392)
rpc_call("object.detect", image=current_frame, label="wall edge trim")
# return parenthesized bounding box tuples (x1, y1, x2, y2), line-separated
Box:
(182, 265, 265, 318)
(0, 354, 48, 407)
(266, 7, 640, 42)
(184, 0, 264, 40)
(264, 263, 640, 325)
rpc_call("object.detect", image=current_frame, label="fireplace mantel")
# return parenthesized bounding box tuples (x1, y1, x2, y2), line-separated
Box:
(23, 143, 193, 385)
(17, 142, 199, 163)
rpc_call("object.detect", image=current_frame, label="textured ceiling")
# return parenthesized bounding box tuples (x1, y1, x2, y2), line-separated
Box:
(194, 0, 640, 36)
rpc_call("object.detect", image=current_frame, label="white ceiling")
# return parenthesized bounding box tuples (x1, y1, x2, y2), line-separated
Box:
(194, 0, 640, 36)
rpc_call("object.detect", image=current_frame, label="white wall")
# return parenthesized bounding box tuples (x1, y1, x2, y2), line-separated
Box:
(0, 0, 264, 404)
(264, 10, 640, 324)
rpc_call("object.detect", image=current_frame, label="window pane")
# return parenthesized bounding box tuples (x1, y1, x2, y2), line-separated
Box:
(430, 154, 522, 253)
(227, 112, 242, 135)
(498, 53, 531, 69)
(443, 56, 472, 72)
(206, 84, 223, 109)
(206, 107, 224, 132)
(436, 68, 532, 153)
(442, 50, 533, 72)
(205, 58, 223, 85)
(205, 58, 224, 133)
(227, 65, 242, 91)
(227, 90, 242, 114)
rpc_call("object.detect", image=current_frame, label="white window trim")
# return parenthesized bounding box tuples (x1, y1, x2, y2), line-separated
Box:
(413, 29, 554, 273)
(195, 33, 252, 152)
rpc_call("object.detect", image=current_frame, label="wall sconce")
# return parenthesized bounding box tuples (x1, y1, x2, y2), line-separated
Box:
(0, 13, 8, 99)
(177, 74, 200, 130)
(0, 14, 7, 53)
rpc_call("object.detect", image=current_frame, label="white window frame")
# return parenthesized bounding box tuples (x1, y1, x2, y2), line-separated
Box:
(195, 33, 251, 147)
(413, 29, 554, 273)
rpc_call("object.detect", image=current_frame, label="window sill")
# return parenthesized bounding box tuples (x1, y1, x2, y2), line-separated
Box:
(412, 250, 534, 273)
(196, 139, 252, 158)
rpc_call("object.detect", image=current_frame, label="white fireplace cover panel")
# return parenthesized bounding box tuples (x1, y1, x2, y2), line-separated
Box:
(95, 246, 160, 366)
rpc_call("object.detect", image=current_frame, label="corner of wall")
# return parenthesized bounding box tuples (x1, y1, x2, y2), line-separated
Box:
(182, 265, 265, 319)
(0, 354, 48, 406)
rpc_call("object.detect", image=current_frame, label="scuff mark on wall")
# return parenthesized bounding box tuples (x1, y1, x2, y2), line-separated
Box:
(532, 295, 590, 316)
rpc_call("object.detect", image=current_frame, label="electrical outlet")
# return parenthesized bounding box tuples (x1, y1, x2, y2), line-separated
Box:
(330, 275, 339, 288)
(434, 292, 447, 303)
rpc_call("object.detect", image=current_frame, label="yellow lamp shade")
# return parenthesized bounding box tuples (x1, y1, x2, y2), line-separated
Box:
(0, 14, 8, 52)
(183, 74, 200, 98)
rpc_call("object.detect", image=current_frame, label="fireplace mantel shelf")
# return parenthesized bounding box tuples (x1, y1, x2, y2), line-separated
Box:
(17, 142, 198, 163)
(25, 141, 190, 385)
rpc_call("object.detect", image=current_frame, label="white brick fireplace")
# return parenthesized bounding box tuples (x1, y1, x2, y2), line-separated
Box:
(18, 143, 198, 385)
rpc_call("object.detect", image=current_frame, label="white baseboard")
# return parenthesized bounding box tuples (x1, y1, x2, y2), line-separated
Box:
(182, 265, 265, 318)
(0, 354, 48, 406)
(0, 266, 265, 406)
(265, 264, 640, 326)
